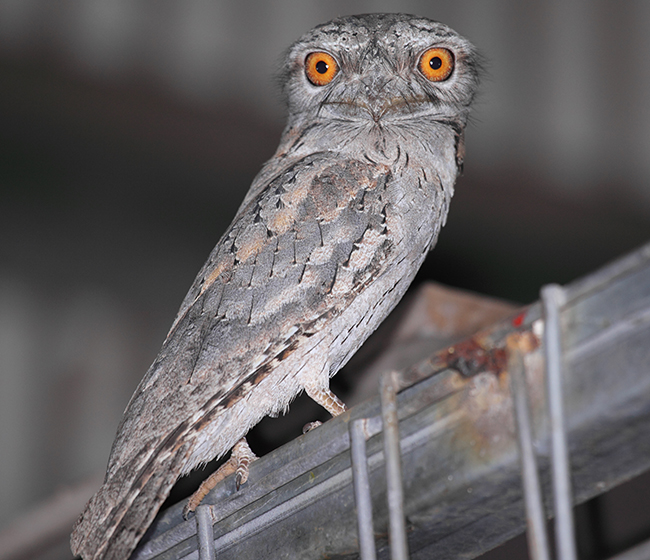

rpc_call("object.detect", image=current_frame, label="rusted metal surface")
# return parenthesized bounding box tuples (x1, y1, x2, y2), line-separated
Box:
(131, 242, 650, 560)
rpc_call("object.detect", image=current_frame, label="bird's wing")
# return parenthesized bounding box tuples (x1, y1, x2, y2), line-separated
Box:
(71, 152, 396, 560)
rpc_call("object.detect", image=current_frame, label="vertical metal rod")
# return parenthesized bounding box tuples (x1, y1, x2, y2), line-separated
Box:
(507, 334, 552, 560)
(195, 505, 216, 560)
(542, 284, 578, 560)
(380, 371, 409, 560)
(350, 419, 377, 560)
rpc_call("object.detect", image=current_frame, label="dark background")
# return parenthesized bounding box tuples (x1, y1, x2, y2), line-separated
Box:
(1, 2, 649, 558)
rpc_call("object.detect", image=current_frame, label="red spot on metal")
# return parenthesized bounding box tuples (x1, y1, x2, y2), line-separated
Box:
(512, 312, 525, 328)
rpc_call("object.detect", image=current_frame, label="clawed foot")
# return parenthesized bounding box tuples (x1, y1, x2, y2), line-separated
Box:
(302, 421, 322, 433)
(183, 438, 256, 519)
(301, 386, 348, 434)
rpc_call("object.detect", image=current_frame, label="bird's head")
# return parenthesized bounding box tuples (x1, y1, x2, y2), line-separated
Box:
(280, 14, 481, 129)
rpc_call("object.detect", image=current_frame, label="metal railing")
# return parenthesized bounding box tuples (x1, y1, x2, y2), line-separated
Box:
(132, 241, 650, 560)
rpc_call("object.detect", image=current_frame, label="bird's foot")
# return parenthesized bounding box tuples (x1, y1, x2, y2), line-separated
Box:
(301, 386, 348, 434)
(305, 386, 348, 417)
(302, 420, 322, 433)
(233, 439, 256, 490)
(183, 437, 256, 519)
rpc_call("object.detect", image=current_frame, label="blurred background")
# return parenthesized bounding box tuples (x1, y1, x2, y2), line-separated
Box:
(1, 1, 649, 558)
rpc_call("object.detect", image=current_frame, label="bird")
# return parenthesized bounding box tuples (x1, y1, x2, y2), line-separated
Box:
(71, 13, 480, 560)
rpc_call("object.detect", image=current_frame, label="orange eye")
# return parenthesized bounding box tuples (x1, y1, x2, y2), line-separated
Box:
(418, 48, 454, 82)
(305, 52, 338, 86)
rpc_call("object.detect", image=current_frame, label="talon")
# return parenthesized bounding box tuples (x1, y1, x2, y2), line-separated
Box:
(303, 420, 322, 433)
(182, 503, 193, 521)
(182, 437, 256, 518)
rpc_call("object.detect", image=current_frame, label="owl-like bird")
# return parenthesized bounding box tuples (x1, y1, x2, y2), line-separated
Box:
(71, 13, 479, 560)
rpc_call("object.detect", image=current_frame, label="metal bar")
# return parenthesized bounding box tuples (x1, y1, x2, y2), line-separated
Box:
(350, 419, 377, 560)
(132, 242, 650, 560)
(195, 506, 215, 560)
(380, 371, 409, 560)
(507, 334, 551, 560)
(542, 284, 578, 560)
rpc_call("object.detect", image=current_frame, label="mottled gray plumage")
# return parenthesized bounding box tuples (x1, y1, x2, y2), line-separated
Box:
(71, 13, 479, 560)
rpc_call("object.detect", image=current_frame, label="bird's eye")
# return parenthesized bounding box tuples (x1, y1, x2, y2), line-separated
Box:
(418, 48, 454, 82)
(305, 52, 339, 86)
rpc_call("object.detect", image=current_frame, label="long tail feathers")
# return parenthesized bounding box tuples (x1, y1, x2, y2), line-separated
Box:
(71, 447, 187, 560)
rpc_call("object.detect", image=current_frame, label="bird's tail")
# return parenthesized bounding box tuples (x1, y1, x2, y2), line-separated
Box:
(71, 444, 187, 560)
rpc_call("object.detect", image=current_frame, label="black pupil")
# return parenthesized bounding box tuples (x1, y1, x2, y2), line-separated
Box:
(429, 56, 442, 70)
(315, 60, 329, 74)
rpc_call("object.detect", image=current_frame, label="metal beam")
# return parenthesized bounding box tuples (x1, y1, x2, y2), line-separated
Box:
(132, 242, 650, 560)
